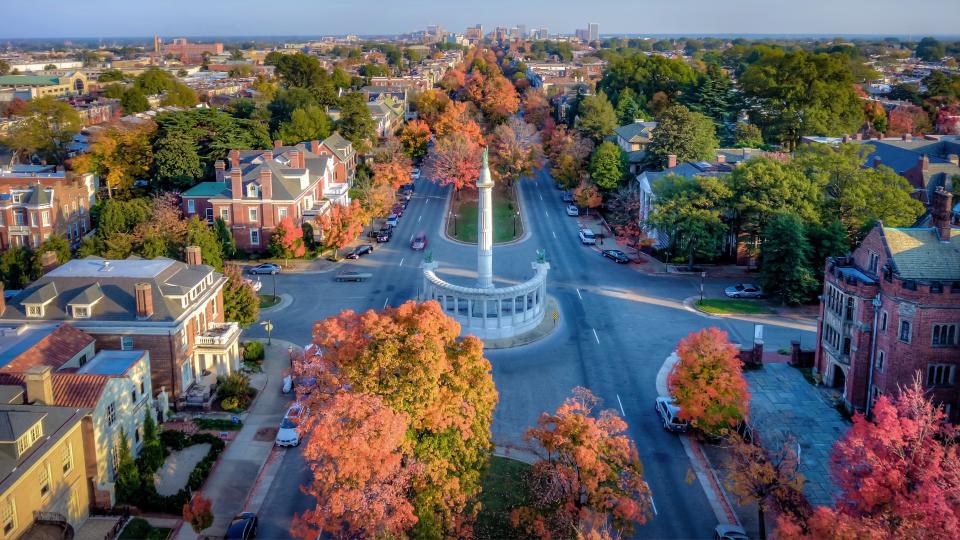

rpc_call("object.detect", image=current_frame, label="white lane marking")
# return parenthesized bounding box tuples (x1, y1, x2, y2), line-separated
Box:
(576, 288, 583, 300)
(539, 193, 543, 201)
(425, 199, 429, 205)
(399, 257, 404, 267)
(616, 394, 625, 416)
(417, 215, 422, 223)
(383, 297, 389, 309)
(650, 495, 658, 516)
(552, 231, 557, 239)
(592, 328, 600, 344)
(545, 210, 550, 218)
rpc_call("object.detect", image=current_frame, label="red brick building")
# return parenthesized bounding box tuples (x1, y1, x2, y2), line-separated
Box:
(159, 38, 223, 64)
(815, 188, 960, 419)
(180, 134, 353, 252)
(0, 168, 96, 251)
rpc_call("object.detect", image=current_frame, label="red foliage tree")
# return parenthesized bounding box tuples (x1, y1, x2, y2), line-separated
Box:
(544, 125, 593, 190)
(398, 119, 432, 160)
(317, 200, 366, 258)
(372, 140, 413, 190)
(465, 69, 519, 125)
(268, 216, 307, 262)
(522, 88, 553, 130)
(440, 68, 466, 94)
(667, 328, 750, 436)
(183, 492, 214, 533)
(425, 132, 483, 192)
(513, 387, 652, 538)
(778, 376, 960, 540)
(936, 104, 960, 135)
(488, 117, 543, 186)
(292, 391, 417, 540)
(887, 104, 933, 136)
(574, 181, 603, 211)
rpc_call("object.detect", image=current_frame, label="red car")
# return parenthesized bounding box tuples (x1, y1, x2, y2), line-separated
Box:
(392, 204, 405, 217)
(410, 232, 428, 251)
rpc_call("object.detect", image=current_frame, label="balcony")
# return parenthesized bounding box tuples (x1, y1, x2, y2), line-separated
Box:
(323, 182, 350, 199)
(195, 322, 240, 348)
(302, 199, 331, 219)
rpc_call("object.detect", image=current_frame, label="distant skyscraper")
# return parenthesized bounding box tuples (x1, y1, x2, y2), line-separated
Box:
(517, 24, 527, 39)
(539, 27, 549, 40)
(466, 24, 483, 41)
(588, 22, 599, 42)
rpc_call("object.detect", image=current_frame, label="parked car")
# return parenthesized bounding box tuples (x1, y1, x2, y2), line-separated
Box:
(655, 396, 689, 433)
(248, 263, 281, 275)
(724, 283, 764, 299)
(562, 192, 574, 203)
(335, 271, 372, 282)
(578, 228, 597, 245)
(345, 244, 375, 259)
(225, 512, 258, 539)
(376, 229, 392, 242)
(243, 277, 263, 292)
(715, 524, 750, 540)
(392, 204, 405, 217)
(411, 168, 421, 180)
(566, 204, 579, 216)
(411, 231, 428, 251)
(275, 403, 308, 447)
(602, 249, 630, 263)
(386, 214, 399, 227)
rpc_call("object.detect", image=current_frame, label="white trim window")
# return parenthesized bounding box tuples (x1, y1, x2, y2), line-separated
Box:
(72, 305, 90, 319)
(250, 229, 260, 246)
(1, 497, 15, 536)
(121, 336, 134, 351)
(41, 211, 50, 226)
(278, 207, 288, 220)
(187, 199, 196, 214)
(62, 442, 74, 474)
(39, 462, 51, 498)
(220, 208, 230, 221)
(25, 305, 44, 318)
(248, 207, 258, 222)
(107, 402, 117, 426)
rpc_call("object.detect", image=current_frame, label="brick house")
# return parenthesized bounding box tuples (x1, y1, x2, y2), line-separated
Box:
(814, 188, 960, 419)
(314, 132, 357, 185)
(0, 248, 240, 408)
(0, 168, 96, 251)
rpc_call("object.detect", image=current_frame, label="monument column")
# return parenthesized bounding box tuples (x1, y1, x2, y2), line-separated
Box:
(477, 148, 494, 289)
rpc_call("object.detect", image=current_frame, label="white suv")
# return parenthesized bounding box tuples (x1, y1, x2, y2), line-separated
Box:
(578, 228, 596, 245)
(275, 403, 308, 447)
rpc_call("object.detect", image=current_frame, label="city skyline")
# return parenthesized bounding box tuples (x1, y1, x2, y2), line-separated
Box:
(1, 0, 958, 39)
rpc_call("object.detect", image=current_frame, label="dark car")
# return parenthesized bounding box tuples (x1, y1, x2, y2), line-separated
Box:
(410, 231, 428, 251)
(602, 249, 630, 263)
(345, 244, 374, 259)
(561, 192, 574, 203)
(225, 512, 258, 539)
(335, 271, 372, 282)
(247, 263, 281, 275)
(392, 204, 405, 217)
(376, 229, 392, 242)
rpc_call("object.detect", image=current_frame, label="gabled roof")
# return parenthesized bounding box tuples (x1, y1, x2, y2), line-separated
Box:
(67, 283, 104, 306)
(22, 185, 52, 206)
(613, 122, 657, 142)
(882, 227, 960, 281)
(182, 146, 330, 202)
(0, 324, 93, 372)
(0, 410, 44, 441)
(20, 282, 58, 306)
(322, 132, 353, 161)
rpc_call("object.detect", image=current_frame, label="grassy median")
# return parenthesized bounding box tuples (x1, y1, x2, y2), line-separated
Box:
(696, 298, 772, 315)
(447, 185, 522, 243)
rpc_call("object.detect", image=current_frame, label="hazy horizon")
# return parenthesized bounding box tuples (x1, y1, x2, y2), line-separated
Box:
(1, 0, 957, 40)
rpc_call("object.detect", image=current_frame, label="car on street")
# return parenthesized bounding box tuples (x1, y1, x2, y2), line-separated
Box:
(225, 512, 258, 539)
(392, 204, 405, 217)
(345, 244, 374, 259)
(410, 231, 428, 251)
(247, 263, 281, 275)
(578, 228, 597, 245)
(655, 396, 689, 433)
(243, 277, 263, 292)
(386, 214, 399, 227)
(724, 283, 764, 299)
(275, 403, 308, 447)
(714, 524, 750, 540)
(561, 192, 574, 203)
(602, 249, 630, 263)
(335, 271, 372, 282)
(411, 168, 421, 180)
(566, 204, 579, 216)
(376, 229, 392, 242)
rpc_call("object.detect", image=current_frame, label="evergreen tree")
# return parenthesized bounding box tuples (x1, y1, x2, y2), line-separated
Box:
(114, 431, 141, 504)
(214, 217, 236, 259)
(276, 106, 332, 145)
(760, 212, 818, 305)
(184, 216, 224, 271)
(614, 88, 644, 125)
(223, 265, 259, 327)
(685, 64, 735, 136)
(336, 93, 376, 153)
(807, 220, 849, 279)
(36, 235, 71, 264)
(589, 141, 626, 190)
(646, 105, 719, 169)
(0, 247, 41, 289)
(734, 122, 764, 148)
(138, 412, 165, 472)
(574, 91, 618, 143)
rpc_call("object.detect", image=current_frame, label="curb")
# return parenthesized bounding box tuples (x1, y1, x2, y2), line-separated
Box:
(259, 293, 293, 315)
(681, 296, 818, 332)
(438, 184, 531, 246)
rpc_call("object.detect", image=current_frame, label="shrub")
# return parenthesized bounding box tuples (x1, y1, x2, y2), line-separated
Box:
(193, 418, 243, 431)
(242, 341, 264, 361)
(220, 397, 240, 411)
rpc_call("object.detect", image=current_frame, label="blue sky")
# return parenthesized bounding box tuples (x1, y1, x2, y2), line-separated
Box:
(2, 0, 957, 39)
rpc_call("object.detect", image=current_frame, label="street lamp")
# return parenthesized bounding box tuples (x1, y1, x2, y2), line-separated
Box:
(700, 271, 706, 303)
(261, 320, 274, 346)
(513, 211, 520, 236)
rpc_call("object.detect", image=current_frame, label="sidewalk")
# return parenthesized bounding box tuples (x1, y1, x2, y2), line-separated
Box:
(173, 341, 296, 539)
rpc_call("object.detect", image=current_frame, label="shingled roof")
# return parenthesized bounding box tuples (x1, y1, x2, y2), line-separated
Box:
(883, 226, 960, 281)
(0, 324, 94, 373)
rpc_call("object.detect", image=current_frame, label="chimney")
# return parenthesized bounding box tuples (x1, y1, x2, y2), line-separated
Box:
(228, 149, 240, 168)
(854, 133, 863, 141)
(230, 167, 243, 199)
(920, 155, 929, 170)
(259, 168, 272, 200)
(310, 140, 321, 155)
(873, 156, 883, 168)
(135, 282, 154, 320)
(289, 150, 302, 169)
(667, 154, 677, 169)
(716, 154, 726, 164)
(40, 251, 59, 274)
(263, 150, 273, 161)
(25, 365, 54, 405)
(932, 187, 953, 242)
(185, 245, 202, 266)
(842, 135, 850, 143)
(214, 160, 226, 182)
(273, 139, 283, 149)
(902, 133, 911, 141)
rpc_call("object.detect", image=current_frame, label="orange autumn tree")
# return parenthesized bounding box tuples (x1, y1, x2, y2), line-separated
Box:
(777, 376, 960, 540)
(574, 181, 603, 211)
(183, 492, 214, 533)
(268, 216, 307, 264)
(513, 387, 652, 539)
(668, 327, 750, 436)
(317, 200, 365, 259)
(488, 117, 543, 187)
(426, 132, 484, 193)
(291, 391, 417, 540)
(296, 300, 498, 538)
(431, 100, 483, 145)
(372, 140, 412, 190)
(413, 89, 452, 127)
(522, 88, 553, 130)
(399, 119, 432, 160)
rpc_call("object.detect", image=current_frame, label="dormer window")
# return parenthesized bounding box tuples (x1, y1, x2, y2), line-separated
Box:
(11, 193, 22, 204)
(247, 184, 259, 198)
(26, 305, 44, 318)
(72, 306, 90, 318)
(15, 421, 43, 456)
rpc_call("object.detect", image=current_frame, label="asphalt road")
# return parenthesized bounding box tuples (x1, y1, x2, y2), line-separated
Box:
(245, 168, 817, 539)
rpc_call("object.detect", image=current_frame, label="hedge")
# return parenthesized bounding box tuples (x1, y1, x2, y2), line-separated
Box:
(124, 431, 226, 514)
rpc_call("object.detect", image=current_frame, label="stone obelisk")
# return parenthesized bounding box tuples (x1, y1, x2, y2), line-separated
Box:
(477, 148, 494, 289)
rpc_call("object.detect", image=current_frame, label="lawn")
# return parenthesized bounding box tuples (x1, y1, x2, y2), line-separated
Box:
(258, 294, 281, 309)
(475, 456, 530, 539)
(696, 298, 772, 315)
(448, 185, 523, 243)
(119, 518, 171, 540)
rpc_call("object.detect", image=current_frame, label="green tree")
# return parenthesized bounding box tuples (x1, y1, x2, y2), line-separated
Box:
(114, 432, 141, 504)
(734, 122, 764, 148)
(614, 87, 644, 125)
(36, 235, 71, 264)
(807, 220, 849, 278)
(120, 87, 150, 114)
(0, 60, 9, 75)
(267, 87, 316, 131)
(916, 37, 946, 61)
(331, 66, 352, 90)
(574, 91, 618, 143)
(0, 247, 41, 289)
(276, 106, 332, 144)
(3, 97, 82, 165)
(98, 69, 126, 83)
(684, 63, 735, 135)
(589, 141, 626, 190)
(185, 216, 223, 271)
(649, 174, 731, 270)
(137, 413, 164, 471)
(599, 52, 698, 103)
(646, 105, 719, 169)
(213, 217, 236, 259)
(337, 93, 376, 153)
(760, 212, 818, 305)
(222, 264, 259, 327)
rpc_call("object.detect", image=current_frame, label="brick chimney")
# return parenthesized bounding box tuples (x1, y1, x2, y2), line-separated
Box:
(310, 140, 321, 155)
(932, 187, 953, 242)
(854, 133, 863, 141)
(273, 139, 283, 150)
(716, 154, 726, 164)
(135, 282, 154, 320)
(185, 245, 202, 266)
(289, 150, 303, 169)
(228, 149, 240, 168)
(40, 251, 59, 274)
(214, 160, 226, 182)
(902, 133, 912, 141)
(842, 135, 850, 143)
(263, 150, 273, 161)
(25, 365, 54, 405)
(259, 168, 272, 200)
(230, 167, 243, 199)
(667, 154, 677, 169)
